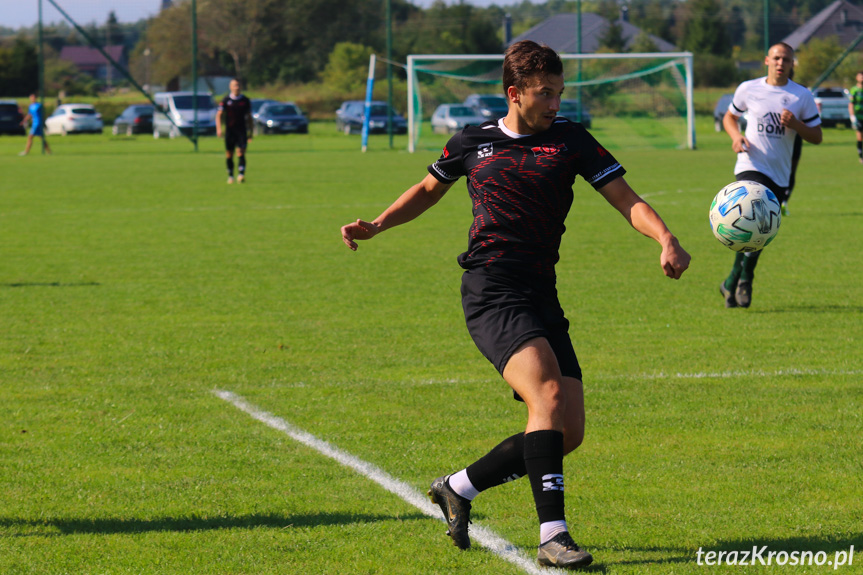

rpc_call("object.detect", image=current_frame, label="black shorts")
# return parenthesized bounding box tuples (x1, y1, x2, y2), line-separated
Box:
(735, 171, 789, 205)
(461, 267, 582, 389)
(225, 129, 248, 151)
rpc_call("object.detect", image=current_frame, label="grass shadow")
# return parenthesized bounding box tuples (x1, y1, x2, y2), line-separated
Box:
(1, 281, 101, 288)
(0, 511, 427, 537)
(751, 304, 863, 314)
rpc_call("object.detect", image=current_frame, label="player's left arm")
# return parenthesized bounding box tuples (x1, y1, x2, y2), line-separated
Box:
(246, 104, 253, 141)
(597, 176, 691, 279)
(780, 109, 822, 144)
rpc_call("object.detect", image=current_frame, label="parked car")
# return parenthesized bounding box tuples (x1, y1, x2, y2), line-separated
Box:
(45, 104, 103, 135)
(153, 91, 217, 139)
(713, 94, 748, 132)
(463, 93, 508, 121)
(251, 98, 276, 123)
(430, 103, 486, 134)
(112, 105, 154, 135)
(0, 100, 25, 135)
(811, 87, 851, 128)
(335, 100, 407, 135)
(254, 102, 308, 134)
(556, 99, 592, 128)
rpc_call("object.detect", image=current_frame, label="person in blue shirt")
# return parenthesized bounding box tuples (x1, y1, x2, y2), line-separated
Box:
(20, 93, 52, 156)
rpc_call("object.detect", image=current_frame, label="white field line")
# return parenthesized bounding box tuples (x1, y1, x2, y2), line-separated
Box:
(213, 389, 566, 575)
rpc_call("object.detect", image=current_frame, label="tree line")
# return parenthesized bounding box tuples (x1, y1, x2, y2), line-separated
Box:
(1, 0, 860, 98)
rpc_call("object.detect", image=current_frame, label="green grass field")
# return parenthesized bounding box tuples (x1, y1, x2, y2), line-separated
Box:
(1, 119, 861, 574)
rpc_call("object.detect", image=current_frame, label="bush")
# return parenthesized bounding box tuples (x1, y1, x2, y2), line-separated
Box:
(693, 54, 739, 87)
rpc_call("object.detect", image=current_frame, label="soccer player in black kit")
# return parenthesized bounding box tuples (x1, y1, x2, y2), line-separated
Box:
(216, 78, 252, 184)
(341, 41, 690, 569)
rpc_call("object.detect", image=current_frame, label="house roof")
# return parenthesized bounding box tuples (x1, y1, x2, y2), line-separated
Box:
(781, 0, 863, 49)
(60, 45, 125, 67)
(509, 13, 677, 54)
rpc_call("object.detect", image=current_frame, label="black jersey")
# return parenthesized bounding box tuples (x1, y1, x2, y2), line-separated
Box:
(219, 94, 252, 132)
(429, 118, 625, 277)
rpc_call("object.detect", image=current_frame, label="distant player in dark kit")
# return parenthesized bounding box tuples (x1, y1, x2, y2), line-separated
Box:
(19, 93, 52, 156)
(216, 78, 252, 184)
(341, 40, 690, 569)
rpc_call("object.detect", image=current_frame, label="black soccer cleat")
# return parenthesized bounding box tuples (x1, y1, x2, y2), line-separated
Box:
(735, 280, 752, 308)
(537, 531, 594, 569)
(428, 475, 472, 549)
(719, 281, 738, 308)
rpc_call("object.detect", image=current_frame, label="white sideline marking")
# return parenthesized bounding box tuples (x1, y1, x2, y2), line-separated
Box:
(213, 390, 564, 575)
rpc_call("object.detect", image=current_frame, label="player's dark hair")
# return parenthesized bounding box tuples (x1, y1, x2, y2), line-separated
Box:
(503, 41, 563, 94)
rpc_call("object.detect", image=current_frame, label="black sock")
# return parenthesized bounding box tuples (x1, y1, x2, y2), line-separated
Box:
(227, 157, 234, 176)
(239, 155, 246, 174)
(857, 141, 862, 159)
(740, 250, 761, 283)
(465, 433, 526, 492)
(524, 430, 565, 524)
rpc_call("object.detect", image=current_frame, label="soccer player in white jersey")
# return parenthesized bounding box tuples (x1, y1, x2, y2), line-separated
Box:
(719, 42, 822, 308)
(341, 40, 690, 569)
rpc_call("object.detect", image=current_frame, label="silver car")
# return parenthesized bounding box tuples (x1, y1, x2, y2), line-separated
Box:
(430, 104, 487, 134)
(45, 104, 103, 135)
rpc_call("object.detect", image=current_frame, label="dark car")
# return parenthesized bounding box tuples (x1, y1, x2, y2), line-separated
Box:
(713, 94, 748, 132)
(0, 100, 26, 135)
(556, 99, 592, 129)
(463, 93, 509, 121)
(335, 100, 407, 135)
(112, 105, 154, 135)
(251, 98, 277, 123)
(254, 102, 308, 134)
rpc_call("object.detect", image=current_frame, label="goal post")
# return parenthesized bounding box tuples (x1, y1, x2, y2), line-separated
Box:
(407, 51, 695, 152)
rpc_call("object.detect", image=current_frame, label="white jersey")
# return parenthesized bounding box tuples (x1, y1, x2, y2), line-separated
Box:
(728, 77, 820, 187)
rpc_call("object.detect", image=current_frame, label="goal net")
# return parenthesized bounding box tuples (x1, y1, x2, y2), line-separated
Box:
(407, 52, 694, 152)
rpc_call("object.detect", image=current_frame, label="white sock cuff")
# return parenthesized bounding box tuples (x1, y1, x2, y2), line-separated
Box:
(448, 469, 480, 501)
(540, 520, 569, 544)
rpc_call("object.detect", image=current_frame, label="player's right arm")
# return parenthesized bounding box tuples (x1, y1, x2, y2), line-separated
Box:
(723, 110, 749, 153)
(215, 101, 225, 138)
(341, 173, 454, 251)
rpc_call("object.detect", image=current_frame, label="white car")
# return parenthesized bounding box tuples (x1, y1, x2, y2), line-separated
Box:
(45, 104, 103, 135)
(430, 104, 487, 134)
(811, 87, 851, 128)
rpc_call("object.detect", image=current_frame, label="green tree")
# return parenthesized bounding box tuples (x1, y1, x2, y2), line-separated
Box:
(795, 36, 844, 87)
(321, 43, 374, 93)
(105, 11, 124, 46)
(198, 0, 277, 81)
(0, 37, 38, 96)
(629, 31, 659, 54)
(599, 21, 627, 53)
(679, 0, 731, 57)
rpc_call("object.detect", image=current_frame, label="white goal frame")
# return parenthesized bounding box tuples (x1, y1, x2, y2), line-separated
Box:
(406, 52, 695, 152)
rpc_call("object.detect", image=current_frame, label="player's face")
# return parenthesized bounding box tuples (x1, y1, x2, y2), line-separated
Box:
(510, 74, 564, 135)
(230, 80, 241, 95)
(765, 45, 793, 85)
(857, 72, 863, 86)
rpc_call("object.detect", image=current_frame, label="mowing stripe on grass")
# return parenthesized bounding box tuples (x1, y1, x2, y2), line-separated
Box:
(627, 368, 863, 380)
(213, 389, 566, 575)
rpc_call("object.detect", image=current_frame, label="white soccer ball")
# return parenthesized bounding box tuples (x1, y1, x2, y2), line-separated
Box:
(709, 180, 781, 252)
